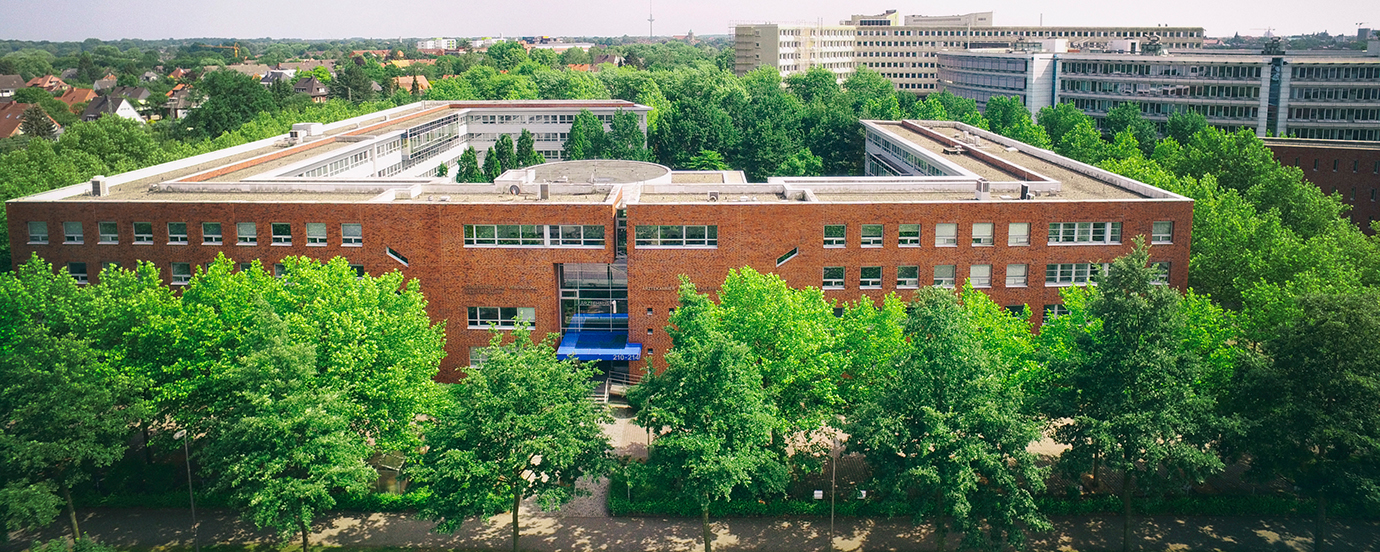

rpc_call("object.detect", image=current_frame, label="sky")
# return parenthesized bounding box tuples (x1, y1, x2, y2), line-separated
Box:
(2, 0, 1377, 42)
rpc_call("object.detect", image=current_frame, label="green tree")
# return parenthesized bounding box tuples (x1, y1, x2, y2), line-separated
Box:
(1055, 119, 1108, 164)
(846, 287, 1049, 552)
(628, 279, 788, 552)
(482, 146, 501, 181)
(774, 147, 823, 176)
(651, 95, 739, 169)
(329, 61, 376, 102)
(199, 310, 375, 552)
(785, 66, 841, 104)
(411, 328, 613, 552)
(485, 41, 530, 71)
(515, 129, 541, 167)
(493, 133, 516, 173)
(559, 47, 590, 66)
(802, 101, 863, 175)
(1165, 109, 1207, 145)
(983, 95, 1031, 136)
(1036, 102, 1092, 145)
(182, 70, 277, 139)
(1231, 293, 1380, 552)
(1046, 241, 1225, 552)
(605, 109, 649, 161)
(686, 150, 729, 171)
(1104, 102, 1158, 157)
(456, 146, 484, 182)
(19, 105, 57, 140)
(563, 109, 605, 160)
(842, 66, 895, 113)
(435, 162, 449, 177)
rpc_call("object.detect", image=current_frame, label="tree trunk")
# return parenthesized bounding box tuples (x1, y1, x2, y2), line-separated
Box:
(702, 500, 712, 552)
(60, 479, 80, 538)
(936, 491, 948, 552)
(301, 520, 309, 552)
(1314, 495, 1327, 552)
(512, 479, 521, 552)
(1121, 471, 1135, 552)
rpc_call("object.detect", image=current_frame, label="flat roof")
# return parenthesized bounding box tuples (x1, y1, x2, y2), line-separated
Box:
(1261, 137, 1380, 151)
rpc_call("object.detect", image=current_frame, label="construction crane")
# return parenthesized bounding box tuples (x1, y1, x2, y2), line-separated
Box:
(196, 42, 244, 61)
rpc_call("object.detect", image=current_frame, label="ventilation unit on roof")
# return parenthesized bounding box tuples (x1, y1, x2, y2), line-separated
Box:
(975, 178, 991, 201)
(707, 191, 720, 201)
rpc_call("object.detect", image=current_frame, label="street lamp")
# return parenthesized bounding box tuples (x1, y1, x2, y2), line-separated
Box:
(174, 429, 200, 552)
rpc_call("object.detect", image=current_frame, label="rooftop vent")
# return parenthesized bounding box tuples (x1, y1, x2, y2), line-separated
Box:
(90, 175, 108, 197)
(975, 179, 991, 201)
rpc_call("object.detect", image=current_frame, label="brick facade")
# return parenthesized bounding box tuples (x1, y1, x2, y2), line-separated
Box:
(1265, 139, 1380, 234)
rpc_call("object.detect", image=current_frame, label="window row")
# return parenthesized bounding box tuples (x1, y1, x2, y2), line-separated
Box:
(819, 262, 1170, 290)
(824, 222, 1025, 248)
(462, 224, 606, 247)
(63, 260, 370, 286)
(467, 306, 536, 329)
(27, 221, 363, 247)
(633, 225, 718, 248)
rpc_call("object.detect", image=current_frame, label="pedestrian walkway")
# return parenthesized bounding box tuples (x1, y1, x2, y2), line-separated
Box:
(8, 506, 1380, 552)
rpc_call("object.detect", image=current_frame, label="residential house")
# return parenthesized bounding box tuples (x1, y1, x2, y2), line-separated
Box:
(593, 54, 625, 68)
(277, 60, 336, 75)
(141, 71, 160, 83)
(168, 68, 191, 80)
(82, 95, 144, 123)
(393, 75, 431, 93)
(293, 77, 329, 102)
(93, 74, 117, 91)
(165, 85, 199, 120)
(567, 64, 593, 72)
(0, 74, 24, 99)
(388, 59, 436, 70)
(59, 68, 80, 80)
(26, 75, 70, 93)
(56, 88, 97, 110)
(206, 64, 273, 79)
(259, 69, 297, 87)
(0, 102, 61, 138)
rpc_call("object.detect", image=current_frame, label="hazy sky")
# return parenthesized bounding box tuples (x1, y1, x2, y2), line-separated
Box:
(2, 0, 1376, 42)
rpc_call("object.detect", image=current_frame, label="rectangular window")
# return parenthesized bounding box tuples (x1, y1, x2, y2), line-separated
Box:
(67, 262, 88, 284)
(550, 225, 605, 247)
(1045, 263, 1111, 286)
(1152, 221, 1174, 243)
(824, 224, 846, 247)
(273, 263, 286, 278)
(633, 225, 718, 247)
(306, 223, 327, 245)
(98, 222, 118, 244)
(469, 347, 489, 367)
(133, 222, 153, 244)
(1151, 262, 1170, 285)
(168, 222, 188, 244)
(1048, 222, 1122, 244)
(1006, 264, 1029, 287)
(467, 306, 536, 329)
(935, 223, 957, 246)
(236, 222, 257, 245)
(341, 223, 363, 246)
(202, 222, 223, 244)
(63, 222, 83, 244)
(1044, 304, 1071, 321)
(933, 265, 956, 287)
(970, 264, 991, 287)
(897, 266, 919, 288)
(27, 221, 48, 244)
(971, 223, 993, 246)
(171, 262, 191, 285)
(271, 223, 291, 245)
(898, 223, 920, 246)
(350, 264, 365, 278)
(823, 266, 845, 289)
(1008, 223, 1030, 246)
(860, 266, 882, 289)
(860, 224, 883, 247)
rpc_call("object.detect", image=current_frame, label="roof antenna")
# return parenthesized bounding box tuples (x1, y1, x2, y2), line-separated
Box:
(648, 0, 655, 38)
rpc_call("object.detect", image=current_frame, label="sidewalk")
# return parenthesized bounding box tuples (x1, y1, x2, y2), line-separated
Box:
(8, 506, 1380, 552)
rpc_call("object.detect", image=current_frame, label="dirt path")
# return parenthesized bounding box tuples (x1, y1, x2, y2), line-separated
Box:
(9, 507, 1380, 552)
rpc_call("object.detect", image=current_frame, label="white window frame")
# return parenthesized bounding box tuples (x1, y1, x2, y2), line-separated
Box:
(1006, 264, 1028, 287)
(860, 224, 884, 247)
(822, 266, 845, 289)
(1044, 263, 1111, 286)
(860, 266, 882, 289)
(67, 262, 88, 284)
(633, 225, 718, 248)
(1008, 222, 1030, 246)
(167, 222, 188, 245)
(933, 264, 956, 287)
(1151, 262, 1171, 285)
(970, 264, 992, 288)
(971, 223, 993, 246)
(1152, 221, 1174, 244)
(898, 223, 921, 247)
(202, 222, 223, 245)
(28, 221, 48, 244)
(341, 223, 363, 246)
(467, 306, 536, 329)
(63, 221, 83, 244)
(824, 225, 846, 247)
(236, 222, 257, 245)
(171, 262, 192, 285)
(98, 221, 118, 244)
(1048, 222, 1122, 245)
(897, 265, 919, 288)
(306, 223, 327, 246)
(133, 222, 154, 244)
(935, 223, 958, 247)
(271, 223, 292, 246)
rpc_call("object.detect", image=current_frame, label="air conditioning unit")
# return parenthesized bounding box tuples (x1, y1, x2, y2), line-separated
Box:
(707, 191, 720, 201)
(287, 130, 302, 145)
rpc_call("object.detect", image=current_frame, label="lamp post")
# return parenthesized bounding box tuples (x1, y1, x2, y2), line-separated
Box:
(174, 429, 199, 552)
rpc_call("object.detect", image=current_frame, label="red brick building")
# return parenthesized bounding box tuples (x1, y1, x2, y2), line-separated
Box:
(1263, 137, 1380, 234)
(7, 102, 1192, 386)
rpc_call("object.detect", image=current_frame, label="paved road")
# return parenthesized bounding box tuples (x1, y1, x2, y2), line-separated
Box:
(9, 505, 1380, 552)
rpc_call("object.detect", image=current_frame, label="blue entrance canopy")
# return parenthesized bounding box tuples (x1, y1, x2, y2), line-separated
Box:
(557, 314, 642, 361)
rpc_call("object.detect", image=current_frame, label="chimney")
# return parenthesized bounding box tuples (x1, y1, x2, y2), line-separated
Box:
(1020, 183, 1030, 200)
(91, 175, 108, 197)
(975, 178, 991, 201)
(538, 183, 550, 200)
